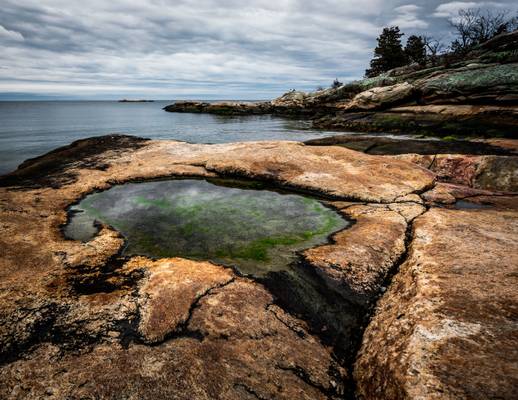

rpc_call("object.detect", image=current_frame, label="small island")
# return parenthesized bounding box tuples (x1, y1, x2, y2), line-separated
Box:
(118, 99, 155, 102)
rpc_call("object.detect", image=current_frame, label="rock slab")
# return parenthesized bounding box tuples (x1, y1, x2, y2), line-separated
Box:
(354, 208, 518, 399)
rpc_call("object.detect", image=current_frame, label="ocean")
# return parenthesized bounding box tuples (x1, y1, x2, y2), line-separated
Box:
(0, 100, 343, 175)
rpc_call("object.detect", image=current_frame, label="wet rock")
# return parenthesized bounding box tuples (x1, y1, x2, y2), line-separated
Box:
(354, 208, 518, 399)
(304, 133, 516, 156)
(0, 134, 149, 188)
(312, 105, 518, 138)
(484, 138, 518, 153)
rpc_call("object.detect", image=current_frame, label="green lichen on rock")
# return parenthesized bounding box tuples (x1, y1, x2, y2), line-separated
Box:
(356, 74, 396, 90)
(421, 63, 518, 94)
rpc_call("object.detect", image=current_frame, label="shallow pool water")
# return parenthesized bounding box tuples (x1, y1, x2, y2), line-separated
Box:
(65, 179, 348, 275)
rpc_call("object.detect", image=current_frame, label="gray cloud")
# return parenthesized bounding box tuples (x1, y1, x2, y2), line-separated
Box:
(390, 5, 429, 29)
(0, 0, 516, 99)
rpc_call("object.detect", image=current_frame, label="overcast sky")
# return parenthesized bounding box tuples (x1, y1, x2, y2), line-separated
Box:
(1, 0, 516, 100)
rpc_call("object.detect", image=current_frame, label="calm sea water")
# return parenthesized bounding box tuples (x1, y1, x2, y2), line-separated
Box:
(0, 100, 344, 175)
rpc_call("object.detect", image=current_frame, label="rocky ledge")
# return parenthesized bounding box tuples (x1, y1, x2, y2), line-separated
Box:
(0, 135, 517, 399)
(164, 31, 518, 137)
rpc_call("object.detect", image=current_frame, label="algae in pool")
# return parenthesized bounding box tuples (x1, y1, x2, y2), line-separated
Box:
(65, 179, 348, 275)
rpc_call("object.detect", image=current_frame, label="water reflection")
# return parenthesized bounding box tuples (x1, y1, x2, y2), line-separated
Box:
(65, 178, 348, 276)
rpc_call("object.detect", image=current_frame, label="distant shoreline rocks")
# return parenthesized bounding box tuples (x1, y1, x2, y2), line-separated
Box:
(118, 99, 155, 103)
(164, 31, 518, 138)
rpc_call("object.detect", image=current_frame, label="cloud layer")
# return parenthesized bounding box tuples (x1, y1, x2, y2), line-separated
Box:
(1, 0, 516, 99)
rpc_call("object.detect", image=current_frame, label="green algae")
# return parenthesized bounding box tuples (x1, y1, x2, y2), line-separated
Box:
(65, 179, 348, 276)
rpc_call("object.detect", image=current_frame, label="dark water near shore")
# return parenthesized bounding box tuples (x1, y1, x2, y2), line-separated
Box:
(0, 100, 344, 175)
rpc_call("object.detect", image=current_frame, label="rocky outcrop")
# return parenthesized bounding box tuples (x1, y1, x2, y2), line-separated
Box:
(305, 134, 518, 192)
(312, 104, 518, 137)
(0, 135, 436, 398)
(304, 133, 517, 156)
(303, 202, 425, 304)
(1, 136, 434, 202)
(164, 31, 518, 137)
(354, 208, 518, 399)
(339, 82, 415, 111)
(0, 135, 516, 398)
(418, 63, 518, 104)
(163, 101, 273, 115)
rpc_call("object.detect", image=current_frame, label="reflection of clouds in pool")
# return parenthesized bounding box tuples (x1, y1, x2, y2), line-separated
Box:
(67, 179, 348, 276)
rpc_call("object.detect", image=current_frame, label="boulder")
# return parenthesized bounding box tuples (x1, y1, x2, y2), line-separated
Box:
(341, 82, 415, 111)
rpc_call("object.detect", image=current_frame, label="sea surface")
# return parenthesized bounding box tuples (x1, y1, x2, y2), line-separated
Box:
(0, 100, 345, 175)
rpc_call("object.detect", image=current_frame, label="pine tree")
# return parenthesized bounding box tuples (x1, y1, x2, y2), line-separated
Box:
(405, 35, 427, 65)
(365, 26, 407, 78)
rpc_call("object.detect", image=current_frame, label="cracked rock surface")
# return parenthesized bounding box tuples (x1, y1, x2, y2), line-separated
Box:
(0, 135, 516, 399)
(303, 202, 425, 304)
(0, 257, 347, 399)
(0, 135, 433, 399)
(355, 208, 518, 400)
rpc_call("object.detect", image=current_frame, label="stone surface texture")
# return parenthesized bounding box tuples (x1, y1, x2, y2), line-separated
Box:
(0, 136, 434, 399)
(354, 208, 518, 399)
(0, 135, 516, 399)
(303, 202, 425, 304)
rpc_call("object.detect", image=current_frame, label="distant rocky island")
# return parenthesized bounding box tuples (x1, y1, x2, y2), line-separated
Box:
(118, 99, 155, 102)
(165, 30, 518, 138)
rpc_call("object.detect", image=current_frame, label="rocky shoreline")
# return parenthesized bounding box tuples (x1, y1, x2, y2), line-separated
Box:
(164, 31, 518, 138)
(0, 134, 517, 399)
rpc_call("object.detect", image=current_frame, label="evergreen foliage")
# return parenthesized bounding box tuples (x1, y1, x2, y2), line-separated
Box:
(365, 26, 407, 78)
(405, 35, 427, 65)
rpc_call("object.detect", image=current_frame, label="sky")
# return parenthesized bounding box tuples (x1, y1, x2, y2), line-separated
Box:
(1, 0, 516, 100)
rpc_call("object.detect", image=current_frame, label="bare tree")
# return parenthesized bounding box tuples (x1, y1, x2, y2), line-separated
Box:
(449, 8, 518, 53)
(423, 36, 445, 65)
